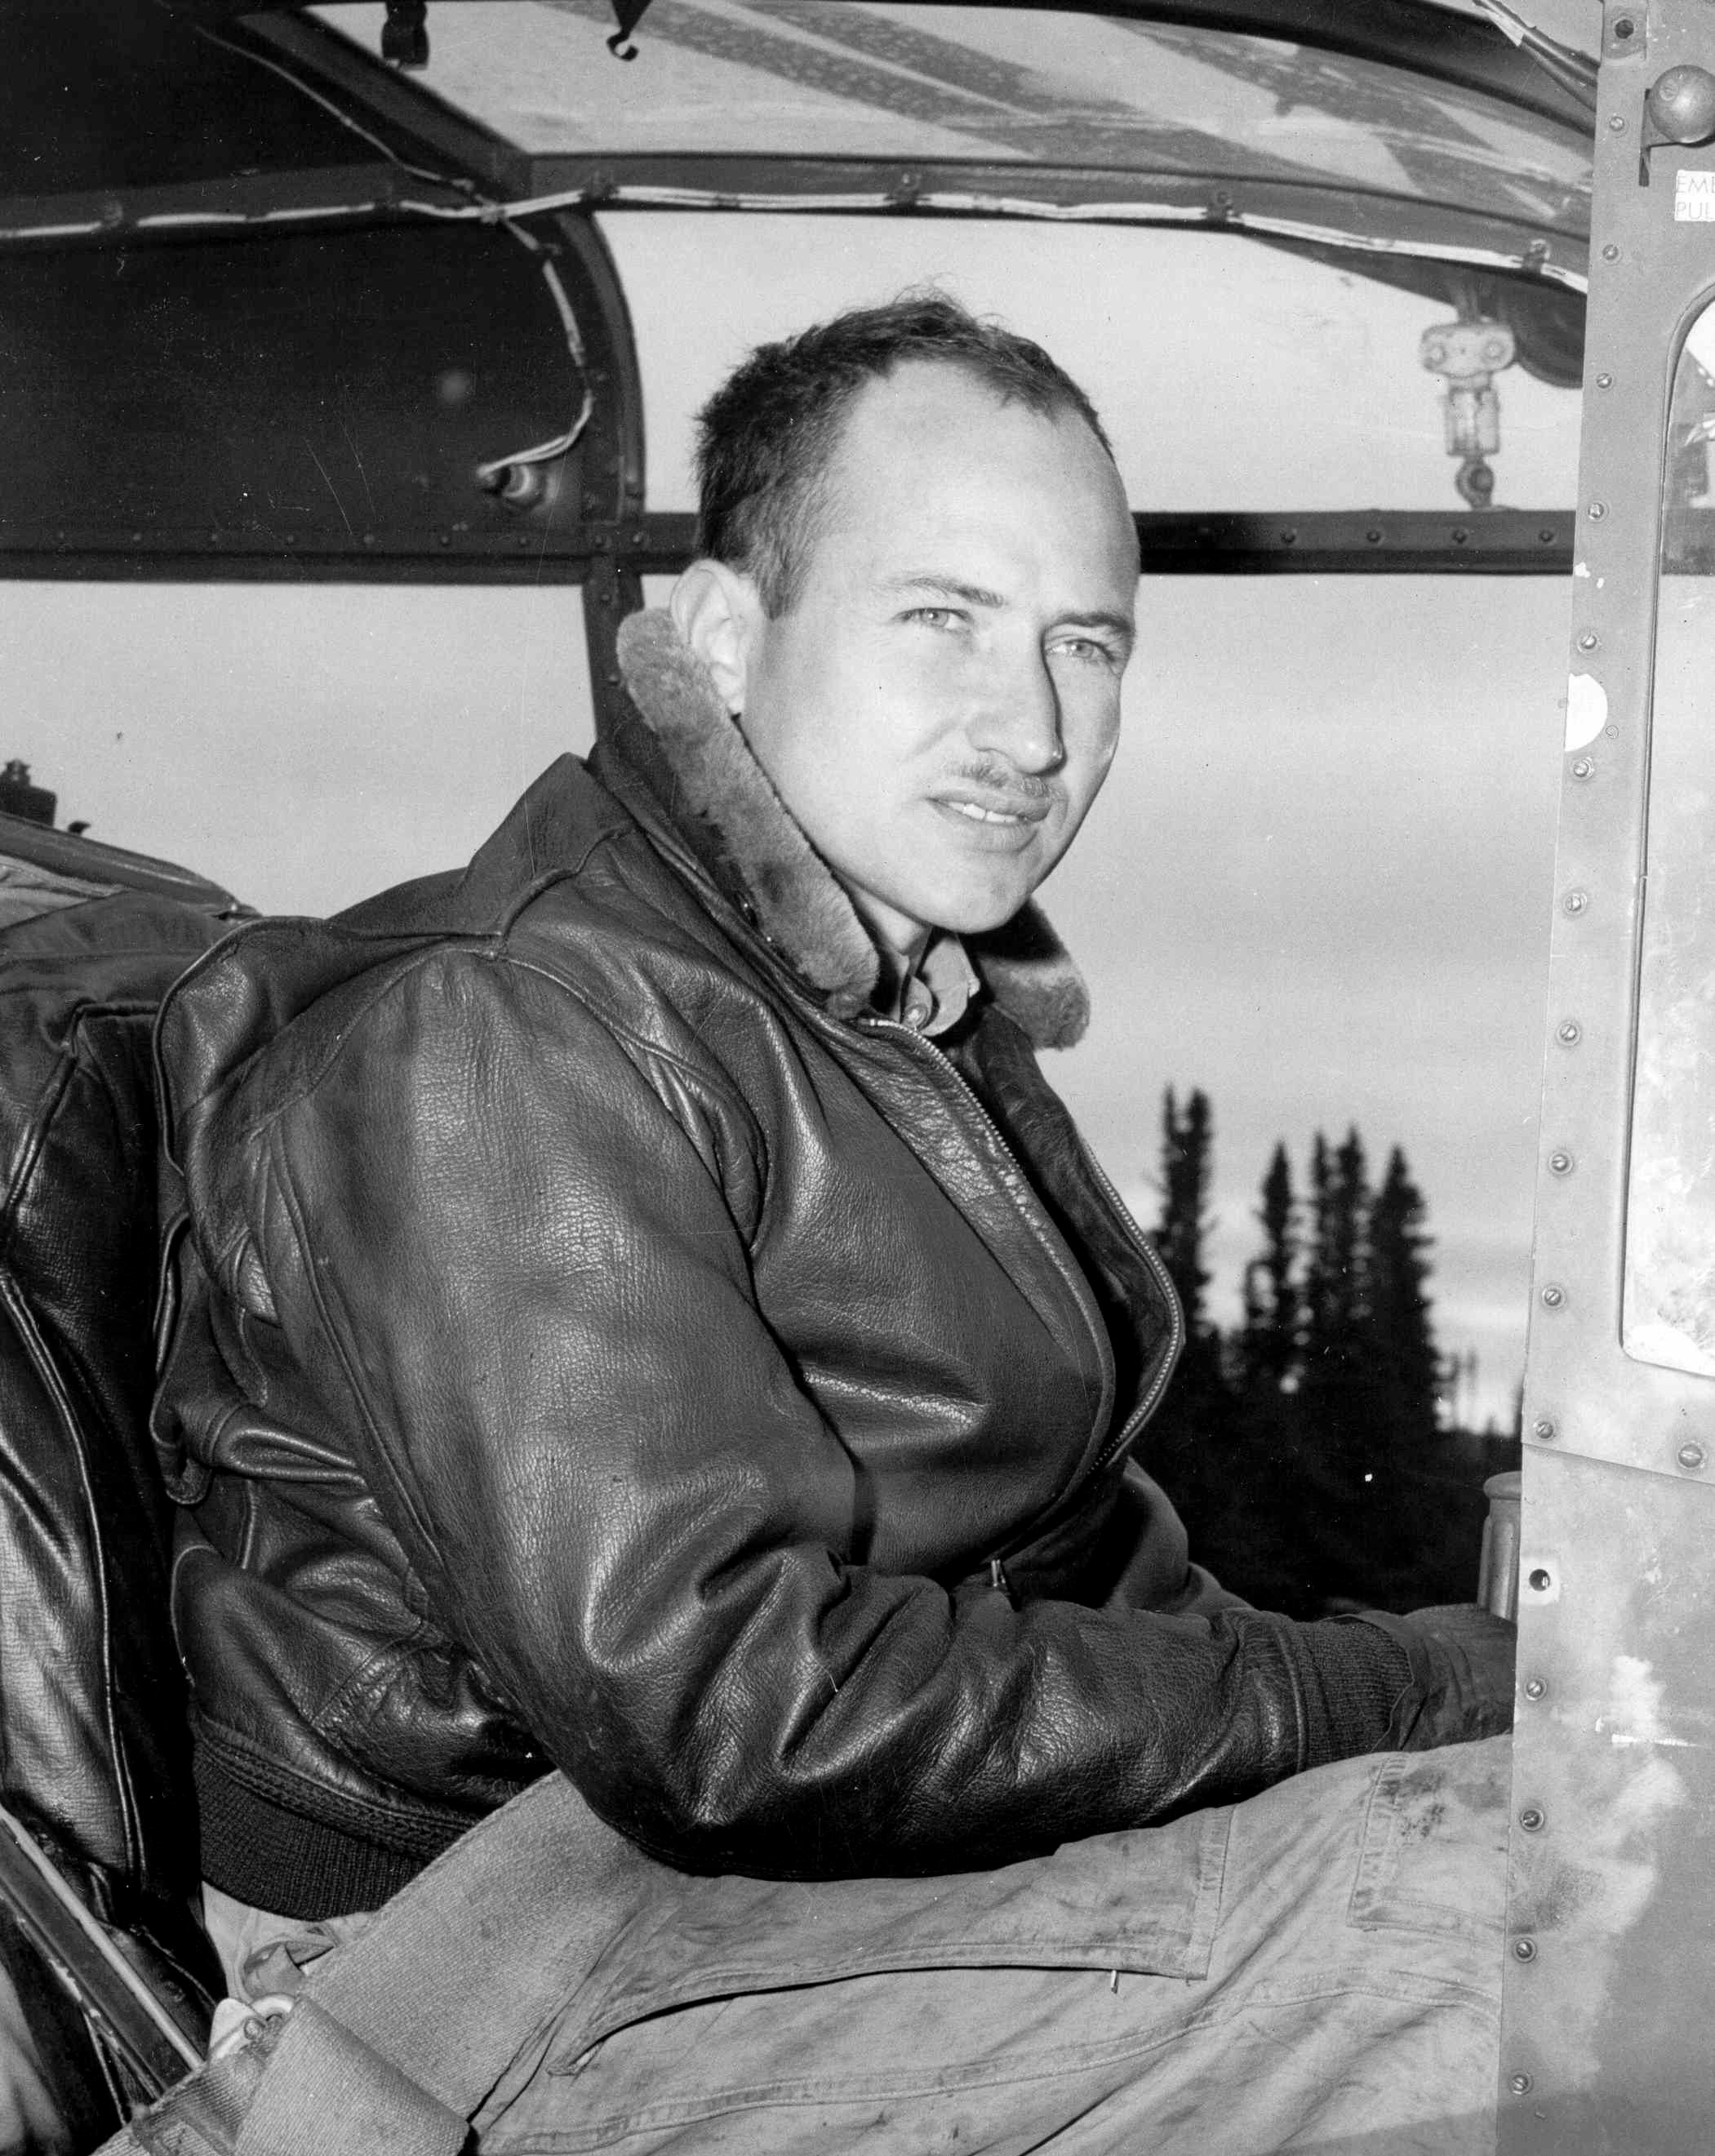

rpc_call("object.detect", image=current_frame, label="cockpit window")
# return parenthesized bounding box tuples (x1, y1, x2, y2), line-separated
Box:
(1624, 295, 1715, 1378)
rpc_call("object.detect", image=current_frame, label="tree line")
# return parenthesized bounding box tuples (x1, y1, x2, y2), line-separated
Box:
(1139, 1088, 1518, 1619)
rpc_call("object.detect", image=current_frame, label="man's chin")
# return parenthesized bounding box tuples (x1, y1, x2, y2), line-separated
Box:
(921, 882, 1039, 938)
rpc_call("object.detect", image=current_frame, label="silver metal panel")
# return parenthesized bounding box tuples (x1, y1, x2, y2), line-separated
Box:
(1504, 1, 1715, 2141)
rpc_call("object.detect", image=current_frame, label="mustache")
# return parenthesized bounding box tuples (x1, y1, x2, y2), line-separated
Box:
(945, 759, 1064, 802)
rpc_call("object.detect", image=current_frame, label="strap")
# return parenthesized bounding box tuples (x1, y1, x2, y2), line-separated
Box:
(103, 1773, 662, 2156)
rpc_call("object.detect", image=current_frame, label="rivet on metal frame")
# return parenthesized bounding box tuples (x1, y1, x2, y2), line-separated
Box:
(1577, 631, 1599, 650)
(1513, 1938, 1538, 1962)
(1524, 1677, 1548, 1700)
(1589, 500, 1609, 517)
(1548, 1151, 1574, 1175)
(1557, 1020, 1582, 1045)
(1563, 891, 1589, 914)
(1533, 1416, 1557, 1442)
(1676, 1442, 1707, 1473)
(1541, 1285, 1566, 1309)
(1571, 758, 1594, 780)
(1596, 371, 1615, 389)
(1509, 2072, 1535, 2097)
(1519, 1807, 1545, 1833)
(1609, 113, 1628, 132)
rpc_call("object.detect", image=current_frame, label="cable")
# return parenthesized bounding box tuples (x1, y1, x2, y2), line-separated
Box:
(473, 251, 596, 496)
(175, 10, 598, 507)
(1468, 0, 1600, 115)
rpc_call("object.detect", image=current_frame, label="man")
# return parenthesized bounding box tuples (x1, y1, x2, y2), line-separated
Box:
(155, 296, 1513, 2149)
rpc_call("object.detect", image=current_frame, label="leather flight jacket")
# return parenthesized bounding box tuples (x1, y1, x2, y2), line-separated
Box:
(155, 611, 1438, 1920)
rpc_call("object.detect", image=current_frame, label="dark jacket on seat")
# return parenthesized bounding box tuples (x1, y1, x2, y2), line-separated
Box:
(0, 881, 235, 2106)
(155, 612, 1420, 1921)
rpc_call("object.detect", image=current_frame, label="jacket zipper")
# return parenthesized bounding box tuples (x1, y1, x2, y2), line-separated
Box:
(1073, 1139, 1185, 1474)
(854, 1013, 1185, 1506)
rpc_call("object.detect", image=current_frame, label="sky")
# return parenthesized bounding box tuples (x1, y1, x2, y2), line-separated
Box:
(7, 38, 1591, 1430)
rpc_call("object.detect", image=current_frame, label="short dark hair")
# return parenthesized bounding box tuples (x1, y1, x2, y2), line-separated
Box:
(693, 293, 1117, 616)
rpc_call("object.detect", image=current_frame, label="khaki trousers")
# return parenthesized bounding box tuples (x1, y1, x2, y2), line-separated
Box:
(211, 1738, 1508, 2156)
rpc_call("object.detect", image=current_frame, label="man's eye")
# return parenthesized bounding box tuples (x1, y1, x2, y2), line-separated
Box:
(1051, 635, 1122, 669)
(906, 607, 962, 631)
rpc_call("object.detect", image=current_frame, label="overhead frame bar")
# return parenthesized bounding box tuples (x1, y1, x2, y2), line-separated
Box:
(0, 161, 1591, 310)
(0, 509, 1577, 578)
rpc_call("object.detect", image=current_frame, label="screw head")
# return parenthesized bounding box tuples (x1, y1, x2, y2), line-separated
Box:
(1677, 1442, 1707, 1472)
(1571, 758, 1594, 780)
(1602, 242, 1621, 260)
(1577, 631, 1599, 651)
(1588, 502, 1608, 519)
(1609, 113, 1627, 131)
(1596, 371, 1614, 389)
(1510, 2072, 1535, 2096)
(1519, 1807, 1545, 1833)
(1525, 1677, 1548, 1700)
(1557, 1020, 1582, 1045)
(1563, 890, 1588, 914)
(1541, 1285, 1566, 1309)
(1533, 1416, 1557, 1441)
(1548, 1150, 1573, 1174)
(1513, 1937, 1538, 1962)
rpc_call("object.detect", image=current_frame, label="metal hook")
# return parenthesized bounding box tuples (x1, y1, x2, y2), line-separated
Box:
(606, 0, 651, 60)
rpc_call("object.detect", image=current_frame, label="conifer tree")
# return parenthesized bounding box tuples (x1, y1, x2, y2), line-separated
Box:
(1302, 1128, 1371, 1398)
(1141, 1087, 1233, 1571)
(1297, 1128, 1399, 1602)
(1366, 1146, 1439, 1450)
(1239, 1141, 1298, 1393)
(1153, 1086, 1213, 1335)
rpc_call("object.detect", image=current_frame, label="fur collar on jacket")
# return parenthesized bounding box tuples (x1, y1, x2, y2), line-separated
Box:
(615, 609, 1090, 1050)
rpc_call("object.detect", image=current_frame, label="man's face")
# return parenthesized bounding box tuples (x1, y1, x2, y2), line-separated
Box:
(682, 362, 1139, 965)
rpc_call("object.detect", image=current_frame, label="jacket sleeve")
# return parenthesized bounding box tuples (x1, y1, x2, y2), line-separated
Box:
(244, 949, 1442, 1878)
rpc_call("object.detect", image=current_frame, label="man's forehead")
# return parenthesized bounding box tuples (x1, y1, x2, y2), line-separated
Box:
(819, 362, 1132, 547)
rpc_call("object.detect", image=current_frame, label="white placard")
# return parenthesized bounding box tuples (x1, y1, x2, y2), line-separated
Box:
(1675, 168, 1715, 220)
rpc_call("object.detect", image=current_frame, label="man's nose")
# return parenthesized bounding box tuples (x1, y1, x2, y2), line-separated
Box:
(968, 649, 1064, 773)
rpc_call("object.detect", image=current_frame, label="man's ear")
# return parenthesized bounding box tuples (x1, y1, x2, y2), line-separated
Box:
(669, 559, 765, 715)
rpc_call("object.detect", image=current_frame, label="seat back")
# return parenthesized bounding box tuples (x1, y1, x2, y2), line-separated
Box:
(0, 823, 242, 2136)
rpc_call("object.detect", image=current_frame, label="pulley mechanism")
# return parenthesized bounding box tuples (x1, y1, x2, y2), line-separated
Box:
(1420, 313, 1517, 510)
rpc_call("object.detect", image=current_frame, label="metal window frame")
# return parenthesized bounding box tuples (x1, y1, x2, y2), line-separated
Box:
(1501, 2, 1715, 2145)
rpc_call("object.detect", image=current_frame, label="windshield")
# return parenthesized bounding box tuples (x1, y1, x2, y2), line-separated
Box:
(314, 1, 1589, 238)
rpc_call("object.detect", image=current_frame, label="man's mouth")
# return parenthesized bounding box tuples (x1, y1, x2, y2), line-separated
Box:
(936, 791, 1054, 828)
